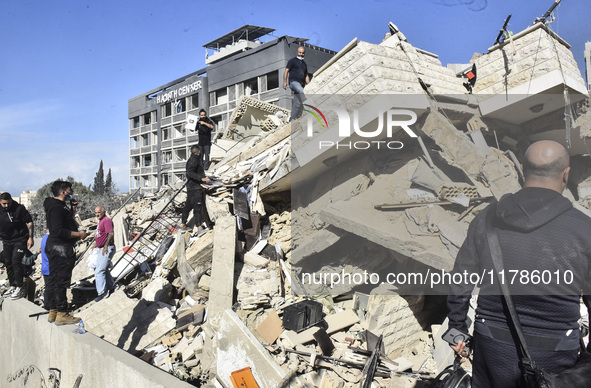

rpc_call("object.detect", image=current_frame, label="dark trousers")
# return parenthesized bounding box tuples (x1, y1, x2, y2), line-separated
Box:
(182, 189, 203, 226)
(472, 326, 579, 388)
(2, 237, 27, 287)
(43, 274, 54, 310)
(46, 243, 76, 312)
(199, 145, 211, 171)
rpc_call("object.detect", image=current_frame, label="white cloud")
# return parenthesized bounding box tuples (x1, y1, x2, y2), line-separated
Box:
(0, 100, 66, 139)
(2, 140, 130, 195)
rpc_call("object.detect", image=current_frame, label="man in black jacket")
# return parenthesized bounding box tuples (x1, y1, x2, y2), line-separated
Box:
(43, 180, 87, 325)
(0, 192, 34, 299)
(197, 109, 214, 171)
(447, 140, 591, 387)
(181, 145, 211, 232)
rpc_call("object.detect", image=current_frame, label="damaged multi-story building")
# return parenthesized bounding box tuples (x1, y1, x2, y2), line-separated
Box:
(2, 12, 591, 388)
(128, 25, 336, 195)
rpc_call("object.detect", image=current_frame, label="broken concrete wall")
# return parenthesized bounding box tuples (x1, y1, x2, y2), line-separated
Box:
(306, 34, 465, 96)
(222, 96, 290, 140)
(0, 300, 191, 388)
(420, 110, 522, 198)
(474, 24, 586, 95)
(366, 294, 426, 356)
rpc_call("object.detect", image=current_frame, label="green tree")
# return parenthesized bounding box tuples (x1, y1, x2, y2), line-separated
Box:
(92, 160, 105, 195)
(105, 168, 114, 196)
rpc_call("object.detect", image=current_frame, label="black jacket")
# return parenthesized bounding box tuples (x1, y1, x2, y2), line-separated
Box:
(197, 117, 214, 147)
(43, 197, 79, 246)
(186, 153, 206, 191)
(448, 187, 591, 334)
(0, 201, 32, 241)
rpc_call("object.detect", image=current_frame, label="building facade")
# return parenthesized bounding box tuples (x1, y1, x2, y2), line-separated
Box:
(585, 41, 591, 90)
(128, 25, 335, 194)
(19, 190, 37, 210)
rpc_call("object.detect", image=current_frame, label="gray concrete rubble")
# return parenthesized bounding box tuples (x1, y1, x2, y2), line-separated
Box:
(15, 17, 591, 388)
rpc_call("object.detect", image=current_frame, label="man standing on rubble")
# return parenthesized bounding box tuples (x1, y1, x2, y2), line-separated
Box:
(283, 46, 310, 120)
(181, 145, 211, 233)
(44, 180, 88, 325)
(197, 109, 215, 171)
(0, 192, 34, 300)
(92, 206, 115, 302)
(447, 140, 591, 387)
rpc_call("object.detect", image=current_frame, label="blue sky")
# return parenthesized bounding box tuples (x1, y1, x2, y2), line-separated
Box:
(1, 0, 589, 196)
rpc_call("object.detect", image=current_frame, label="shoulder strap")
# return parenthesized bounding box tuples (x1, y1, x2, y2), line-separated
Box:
(484, 202, 533, 362)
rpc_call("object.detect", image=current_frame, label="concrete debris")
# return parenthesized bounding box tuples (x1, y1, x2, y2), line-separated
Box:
(216, 309, 287, 388)
(282, 309, 360, 347)
(222, 96, 291, 141)
(255, 309, 283, 345)
(208, 216, 237, 327)
(18, 17, 591, 388)
(405, 206, 467, 257)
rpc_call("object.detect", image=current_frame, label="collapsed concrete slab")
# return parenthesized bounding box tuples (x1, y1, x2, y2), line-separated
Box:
(207, 216, 237, 327)
(216, 308, 287, 388)
(76, 290, 176, 354)
(420, 110, 521, 199)
(318, 177, 456, 271)
(474, 23, 587, 121)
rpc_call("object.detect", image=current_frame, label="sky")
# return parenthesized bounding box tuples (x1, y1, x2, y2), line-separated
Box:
(1, 0, 589, 196)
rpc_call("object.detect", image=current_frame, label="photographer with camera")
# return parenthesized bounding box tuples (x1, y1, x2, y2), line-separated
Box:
(43, 180, 88, 325)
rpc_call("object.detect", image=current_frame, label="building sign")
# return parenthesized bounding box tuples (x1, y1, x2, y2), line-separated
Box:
(156, 80, 202, 104)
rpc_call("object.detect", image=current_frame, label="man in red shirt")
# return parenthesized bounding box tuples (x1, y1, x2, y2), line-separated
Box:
(93, 206, 115, 302)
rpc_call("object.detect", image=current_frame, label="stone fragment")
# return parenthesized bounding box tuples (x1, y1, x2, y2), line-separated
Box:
(141, 276, 172, 303)
(255, 310, 283, 345)
(198, 274, 211, 291)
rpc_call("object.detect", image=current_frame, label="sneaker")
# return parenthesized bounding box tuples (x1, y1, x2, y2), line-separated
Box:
(3, 286, 15, 296)
(107, 286, 116, 297)
(10, 287, 24, 300)
(55, 312, 81, 326)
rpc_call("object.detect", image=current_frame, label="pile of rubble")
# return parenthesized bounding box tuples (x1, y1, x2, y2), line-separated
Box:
(22, 16, 591, 388)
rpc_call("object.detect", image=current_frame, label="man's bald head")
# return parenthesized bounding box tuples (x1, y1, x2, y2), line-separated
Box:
(522, 140, 570, 191)
(95, 206, 106, 220)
